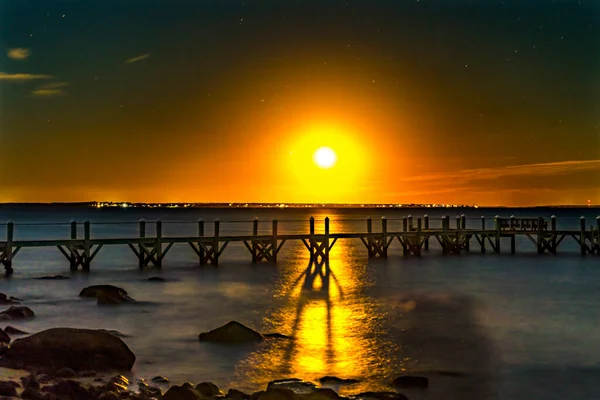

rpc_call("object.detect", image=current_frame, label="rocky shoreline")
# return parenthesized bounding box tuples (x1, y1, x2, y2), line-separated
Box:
(0, 285, 436, 400)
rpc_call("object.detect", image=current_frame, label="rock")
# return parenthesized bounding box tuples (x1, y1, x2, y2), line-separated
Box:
(195, 381, 222, 396)
(0, 305, 34, 319)
(98, 391, 120, 400)
(0, 327, 136, 372)
(256, 388, 298, 400)
(53, 367, 78, 378)
(0, 293, 20, 304)
(263, 333, 292, 339)
(37, 374, 52, 384)
(0, 343, 7, 356)
(99, 329, 130, 338)
(21, 387, 46, 400)
(199, 321, 264, 343)
(353, 392, 408, 400)
(0, 380, 19, 396)
(43, 379, 94, 400)
(303, 388, 341, 400)
(0, 328, 10, 343)
(391, 375, 428, 388)
(228, 388, 249, 400)
(319, 376, 359, 385)
(267, 379, 317, 394)
(4, 325, 28, 335)
(140, 386, 163, 398)
(147, 277, 166, 282)
(79, 285, 135, 304)
(163, 384, 202, 400)
(151, 375, 169, 384)
(35, 275, 71, 280)
(21, 374, 39, 389)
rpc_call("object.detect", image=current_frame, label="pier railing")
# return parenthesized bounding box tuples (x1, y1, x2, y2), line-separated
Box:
(0, 215, 599, 274)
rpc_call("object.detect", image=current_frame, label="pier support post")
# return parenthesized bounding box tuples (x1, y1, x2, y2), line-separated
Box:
(83, 220, 91, 271)
(138, 219, 146, 268)
(423, 214, 429, 251)
(580, 216, 586, 256)
(272, 219, 278, 263)
(494, 216, 501, 254)
(198, 220, 206, 265)
(408, 215, 413, 231)
(306, 217, 330, 267)
(381, 217, 388, 258)
(70, 220, 78, 271)
(480, 216, 486, 253)
(2, 221, 14, 274)
(213, 220, 220, 266)
(551, 215, 557, 254)
(156, 220, 163, 268)
(251, 218, 259, 263)
(537, 217, 544, 254)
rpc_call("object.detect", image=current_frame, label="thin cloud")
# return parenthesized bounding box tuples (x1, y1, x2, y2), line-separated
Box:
(31, 81, 69, 97)
(0, 71, 54, 81)
(7, 48, 30, 60)
(401, 159, 600, 184)
(125, 53, 150, 64)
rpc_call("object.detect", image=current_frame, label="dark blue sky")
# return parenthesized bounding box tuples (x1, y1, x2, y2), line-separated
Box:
(1, 0, 598, 204)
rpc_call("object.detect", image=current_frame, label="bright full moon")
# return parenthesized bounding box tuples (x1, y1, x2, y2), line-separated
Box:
(313, 146, 337, 169)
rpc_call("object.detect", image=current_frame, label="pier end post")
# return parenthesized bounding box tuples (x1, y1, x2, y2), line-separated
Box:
(272, 219, 278, 263)
(138, 219, 146, 268)
(213, 219, 220, 266)
(252, 218, 259, 263)
(494, 215, 501, 254)
(83, 220, 91, 271)
(423, 214, 429, 251)
(70, 219, 77, 270)
(156, 220, 163, 268)
(381, 217, 388, 258)
(580, 216, 586, 256)
(4, 221, 14, 274)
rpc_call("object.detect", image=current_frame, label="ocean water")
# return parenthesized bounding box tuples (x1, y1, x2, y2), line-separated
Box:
(1, 205, 600, 400)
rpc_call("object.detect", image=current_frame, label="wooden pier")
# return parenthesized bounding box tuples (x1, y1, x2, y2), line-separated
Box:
(0, 215, 599, 274)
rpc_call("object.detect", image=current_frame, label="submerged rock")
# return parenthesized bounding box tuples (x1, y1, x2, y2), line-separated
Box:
(0, 380, 19, 396)
(0, 293, 21, 304)
(0, 305, 35, 320)
(266, 378, 317, 394)
(79, 285, 135, 304)
(4, 325, 28, 335)
(151, 375, 169, 384)
(199, 321, 264, 343)
(0, 327, 136, 372)
(35, 275, 71, 280)
(228, 388, 249, 400)
(147, 276, 167, 282)
(319, 376, 360, 385)
(391, 375, 429, 388)
(352, 392, 408, 400)
(263, 332, 292, 339)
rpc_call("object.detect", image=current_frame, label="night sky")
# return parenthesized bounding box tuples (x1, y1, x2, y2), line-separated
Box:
(1, 0, 598, 205)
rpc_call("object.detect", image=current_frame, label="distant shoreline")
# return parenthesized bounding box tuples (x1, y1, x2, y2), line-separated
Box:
(0, 202, 598, 209)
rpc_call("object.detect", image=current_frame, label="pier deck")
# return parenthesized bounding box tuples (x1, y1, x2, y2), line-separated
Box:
(0, 215, 599, 274)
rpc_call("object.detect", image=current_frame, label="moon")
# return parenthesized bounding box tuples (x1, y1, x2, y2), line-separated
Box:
(313, 147, 337, 169)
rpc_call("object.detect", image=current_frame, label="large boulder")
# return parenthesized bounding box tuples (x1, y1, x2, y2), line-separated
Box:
(79, 285, 135, 304)
(0, 328, 135, 372)
(163, 383, 202, 400)
(199, 321, 263, 343)
(0, 305, 34, 320)
(391, 375, 428, 388)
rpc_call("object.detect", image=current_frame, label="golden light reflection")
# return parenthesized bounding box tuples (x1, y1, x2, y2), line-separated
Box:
(235, 215, 397, 394)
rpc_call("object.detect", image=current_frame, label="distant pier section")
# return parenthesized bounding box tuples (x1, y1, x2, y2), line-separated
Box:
(0, 215, 599, 274)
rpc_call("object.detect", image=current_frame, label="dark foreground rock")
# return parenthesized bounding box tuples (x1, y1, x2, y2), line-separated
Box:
(196, 381, 222, 396)
(0, 327, 136, 372)
(0, 380, 19, 396)
(0, 305, 35, 320)
(163, 383, 202, 400)
(199, 321, 264, 343)
(0, 328, 10, 343)
(391, 375, 429, 388)
(147, 276, 167, 282)
(353, 392, 409, 400)
(319, 376, 360, 385)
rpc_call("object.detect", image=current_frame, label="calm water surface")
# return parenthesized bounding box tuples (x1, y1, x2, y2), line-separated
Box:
(1, 206, 600, 400)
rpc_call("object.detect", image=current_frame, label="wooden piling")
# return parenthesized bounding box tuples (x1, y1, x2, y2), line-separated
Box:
(551, 216, 557, 254)
(537, 217, 544, 254)
(580, 216, 586, 256)
(4, 221, 14, 274)
(156, 220, 163, 268)
(494, 216, 501, 253)
(416, 218, 422, 256)
(480, 216, 486, 253)
(213, 219, 220, 266)
(461, 214, 466, 230)
(70, 220, 77, 270)
(423, 214, 429, 251)
(252, 218, 259, 263)
(381, 217, 388, 258)
(408, 215, 413, 231)
(138, 219, 146, 268)
(402, 216, 408, 232)
(272, 219, 278, 263)
(83, 220, 91, 271)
